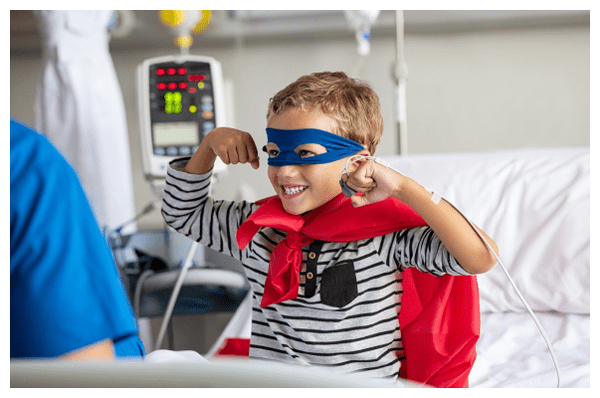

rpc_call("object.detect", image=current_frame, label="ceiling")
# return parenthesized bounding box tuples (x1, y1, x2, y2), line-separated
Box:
(11, 10, 590, 55)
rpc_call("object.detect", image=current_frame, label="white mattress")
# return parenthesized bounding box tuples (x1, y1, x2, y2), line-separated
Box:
(471, 312, 590, 388)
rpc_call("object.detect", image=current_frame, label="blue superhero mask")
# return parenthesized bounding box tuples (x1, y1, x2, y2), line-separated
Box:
(263, 128, 365, 166)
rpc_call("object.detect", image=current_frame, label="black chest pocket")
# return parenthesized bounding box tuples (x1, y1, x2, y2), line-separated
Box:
(320, 260, 358, 308)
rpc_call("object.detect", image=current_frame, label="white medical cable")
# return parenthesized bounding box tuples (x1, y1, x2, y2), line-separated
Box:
(341, 155, 562, 388)
(154, 240, 199, 351)
(447, 201, 561, 388)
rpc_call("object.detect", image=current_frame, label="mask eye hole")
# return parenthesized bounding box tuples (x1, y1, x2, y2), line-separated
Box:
(263, 144, 280, 158)
(296, 149, 316, 159)
(294, 143, 327, 159)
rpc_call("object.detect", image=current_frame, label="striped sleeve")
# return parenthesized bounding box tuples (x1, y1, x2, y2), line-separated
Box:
(378, 227, 472, 276)
(161, 158, 257, 260)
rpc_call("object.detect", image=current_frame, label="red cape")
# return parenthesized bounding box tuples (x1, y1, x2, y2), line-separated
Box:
(399, 268, 480, 387)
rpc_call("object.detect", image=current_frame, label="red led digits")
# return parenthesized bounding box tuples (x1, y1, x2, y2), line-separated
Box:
(167, 68, 176, 75)
(156, 68, 166, 76)
(157, 82, 167, 90)
(189, 74, 207, 82)
(178, 67, 187, 75)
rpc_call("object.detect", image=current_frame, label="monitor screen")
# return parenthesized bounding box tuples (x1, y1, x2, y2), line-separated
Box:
(152, 122, 199, 147)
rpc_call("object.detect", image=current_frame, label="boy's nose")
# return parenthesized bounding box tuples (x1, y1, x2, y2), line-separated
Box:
(276, 164, 299, 178)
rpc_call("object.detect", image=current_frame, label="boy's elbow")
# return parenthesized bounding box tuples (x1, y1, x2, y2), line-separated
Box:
(467, 245, 499, 275)
(473, 258, 496, 275)
(486, 241, 500, 271)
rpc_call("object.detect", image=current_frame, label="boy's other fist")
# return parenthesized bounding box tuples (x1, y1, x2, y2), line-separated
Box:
(345, 159, 403, 207)
(206, 127, 260, 169)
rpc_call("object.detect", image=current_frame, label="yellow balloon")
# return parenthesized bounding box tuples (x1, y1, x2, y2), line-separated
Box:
(192, 10, 212, 34)
(159, 10, 186, 27)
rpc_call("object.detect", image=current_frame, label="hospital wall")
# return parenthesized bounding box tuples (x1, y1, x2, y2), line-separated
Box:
(10, 24, 590, 232)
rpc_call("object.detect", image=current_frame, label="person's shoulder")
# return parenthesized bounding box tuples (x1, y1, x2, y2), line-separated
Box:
(11, 118, 56, 156)
(10, 118, 72, 177)
(11, 118, 39, 146)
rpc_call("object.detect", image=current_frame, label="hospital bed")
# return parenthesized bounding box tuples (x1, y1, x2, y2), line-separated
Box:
(381, 147, 590, 388)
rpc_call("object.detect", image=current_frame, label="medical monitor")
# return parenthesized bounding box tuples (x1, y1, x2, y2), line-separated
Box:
(137, 55, 225, 180)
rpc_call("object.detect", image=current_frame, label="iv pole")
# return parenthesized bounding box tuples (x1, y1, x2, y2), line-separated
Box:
(394, 10, 409, 156)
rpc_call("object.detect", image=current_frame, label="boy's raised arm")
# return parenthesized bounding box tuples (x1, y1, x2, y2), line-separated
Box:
(346, 159, 498, 275)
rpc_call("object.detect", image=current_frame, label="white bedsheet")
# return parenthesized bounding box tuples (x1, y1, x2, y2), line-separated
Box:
(471, 312, 590, 388)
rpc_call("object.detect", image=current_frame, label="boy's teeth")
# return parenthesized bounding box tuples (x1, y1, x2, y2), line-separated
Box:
(284, 186, 307, 195)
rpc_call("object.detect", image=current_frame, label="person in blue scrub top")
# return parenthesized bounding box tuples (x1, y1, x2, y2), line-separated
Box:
(10, 118, 145, 359)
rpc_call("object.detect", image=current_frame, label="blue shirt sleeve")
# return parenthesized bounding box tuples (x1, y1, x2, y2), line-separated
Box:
(10, 119, 144, 359)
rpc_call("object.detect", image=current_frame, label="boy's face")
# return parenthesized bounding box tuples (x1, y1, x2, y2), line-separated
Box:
(265, 108, 364, 215)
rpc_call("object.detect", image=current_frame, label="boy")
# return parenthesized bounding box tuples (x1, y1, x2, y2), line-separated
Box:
(161, 72, 497, 381)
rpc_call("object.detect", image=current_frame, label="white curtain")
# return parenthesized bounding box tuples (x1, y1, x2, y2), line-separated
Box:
(34, 10, 136, 234)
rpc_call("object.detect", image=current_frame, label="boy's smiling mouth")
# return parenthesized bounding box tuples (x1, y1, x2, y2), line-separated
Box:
(282, 185, 308, 196)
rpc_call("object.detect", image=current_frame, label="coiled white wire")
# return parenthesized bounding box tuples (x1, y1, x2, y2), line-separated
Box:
(341, 155, 561, 388)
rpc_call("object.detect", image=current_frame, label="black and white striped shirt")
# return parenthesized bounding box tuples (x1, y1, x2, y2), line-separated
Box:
(162, 159, 470, 380)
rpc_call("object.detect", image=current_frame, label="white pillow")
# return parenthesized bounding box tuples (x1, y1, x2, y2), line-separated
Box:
(383, 148, 590, 314)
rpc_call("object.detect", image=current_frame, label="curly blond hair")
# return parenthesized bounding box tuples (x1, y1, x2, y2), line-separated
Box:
(267, 71, 383, 155)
